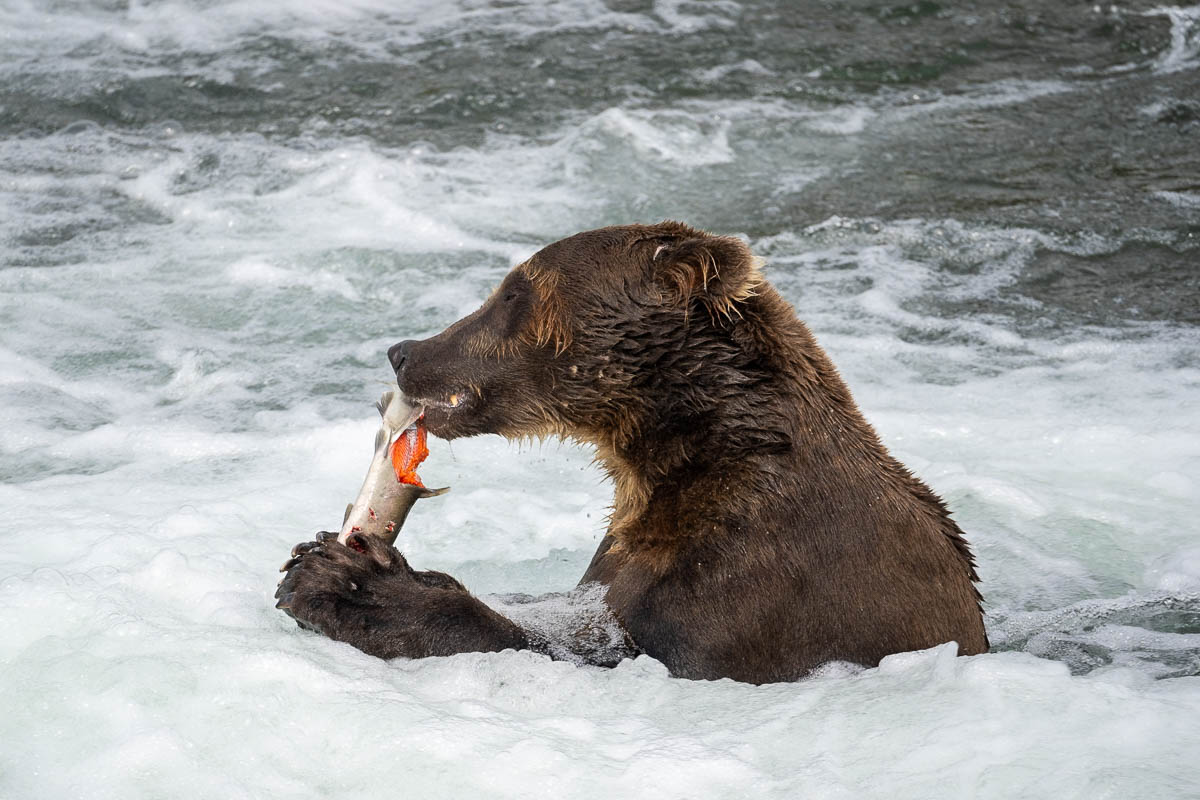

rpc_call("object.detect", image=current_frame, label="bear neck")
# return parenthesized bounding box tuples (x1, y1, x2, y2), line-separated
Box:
(589, 285, 907, 548)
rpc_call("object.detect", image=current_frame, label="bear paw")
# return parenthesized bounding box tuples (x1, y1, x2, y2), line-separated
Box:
(275, 532, 523, 659)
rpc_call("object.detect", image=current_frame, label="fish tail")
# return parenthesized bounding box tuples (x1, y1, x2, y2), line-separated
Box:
(375, 391, 395, 418)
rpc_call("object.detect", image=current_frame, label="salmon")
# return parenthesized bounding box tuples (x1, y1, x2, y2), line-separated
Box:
(336, 388, 447, 547)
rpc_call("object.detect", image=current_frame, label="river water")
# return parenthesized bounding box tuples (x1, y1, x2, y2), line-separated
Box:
(1, 1, 1198, 798)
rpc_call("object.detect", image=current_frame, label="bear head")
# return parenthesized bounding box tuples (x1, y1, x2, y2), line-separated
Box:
(389, 221, 765, 457)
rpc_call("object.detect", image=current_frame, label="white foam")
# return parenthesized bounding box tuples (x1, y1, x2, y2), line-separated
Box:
(225, 258, 362, 301)
(572, 108, 736, 167)
(0, 0, 745, 72)
(1146, 547, 1200, 594)
(651, 0, 740, 33)
(800, 106, 877, 135)
(1147, 5, 1200, 74)
(1153, 190, 1200, 209)
(695, 58, 773, 83)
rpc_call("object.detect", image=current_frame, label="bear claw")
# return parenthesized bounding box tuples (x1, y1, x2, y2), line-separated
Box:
(290, 541, 323, 558)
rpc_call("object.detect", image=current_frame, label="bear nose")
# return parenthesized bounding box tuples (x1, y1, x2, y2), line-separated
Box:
(388, 340, 416, 376)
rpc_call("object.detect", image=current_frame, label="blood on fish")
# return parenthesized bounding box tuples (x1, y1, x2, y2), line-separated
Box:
(391, 418, 430, 487)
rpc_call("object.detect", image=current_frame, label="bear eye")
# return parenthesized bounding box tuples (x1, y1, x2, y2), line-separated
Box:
(503, 290, 518, 303)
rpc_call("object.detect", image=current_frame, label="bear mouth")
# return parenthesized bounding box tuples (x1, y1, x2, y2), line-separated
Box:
(404, 391, 471, 435)
(410, 391, 470, 410)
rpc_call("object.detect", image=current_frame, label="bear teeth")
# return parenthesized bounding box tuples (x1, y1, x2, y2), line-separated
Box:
(417, 393, 465, 409)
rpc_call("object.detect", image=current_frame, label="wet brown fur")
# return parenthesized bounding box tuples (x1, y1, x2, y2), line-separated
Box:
(281, 222, 987, 683)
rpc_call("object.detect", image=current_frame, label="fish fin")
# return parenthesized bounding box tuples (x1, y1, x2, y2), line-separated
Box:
(376, 391, 395, 418)
(418, 486, 450, 499)
(343, 503, 354, 525)
(374, 427, 388, 452)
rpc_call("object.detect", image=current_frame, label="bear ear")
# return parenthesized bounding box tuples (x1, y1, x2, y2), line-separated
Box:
(652, 232, 763, 317)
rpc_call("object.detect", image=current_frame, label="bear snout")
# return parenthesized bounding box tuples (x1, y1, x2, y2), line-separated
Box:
(388, 340, 416, 377)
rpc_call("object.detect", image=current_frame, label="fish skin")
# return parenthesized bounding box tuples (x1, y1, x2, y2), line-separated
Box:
(336, 388, 448, 547)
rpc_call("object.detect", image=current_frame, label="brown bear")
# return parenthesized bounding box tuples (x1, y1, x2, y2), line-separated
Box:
(277, 221, 988, 683)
